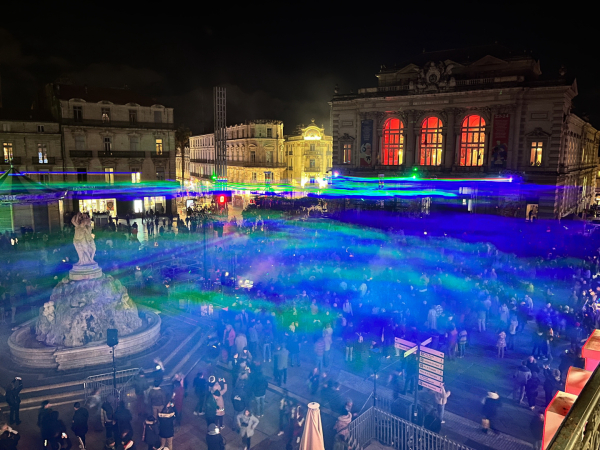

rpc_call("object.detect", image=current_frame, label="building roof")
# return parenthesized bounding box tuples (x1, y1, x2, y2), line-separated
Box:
(0, 166, 66, 203)
(0, 108, 57, 123)
(53, 84, 163, 107)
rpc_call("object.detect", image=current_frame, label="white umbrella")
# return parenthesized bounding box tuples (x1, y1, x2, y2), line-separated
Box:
(299, 402, 325, 450)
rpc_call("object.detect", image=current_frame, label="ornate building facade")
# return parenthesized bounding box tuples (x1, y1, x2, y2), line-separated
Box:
(284, 120, 333, 187)
(190, 120, 286, 187)
(330, 47, 600, 219)
(43, 83, 176, 216)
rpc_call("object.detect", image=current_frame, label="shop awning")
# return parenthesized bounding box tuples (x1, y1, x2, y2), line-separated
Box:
(0, 166, 66, 204)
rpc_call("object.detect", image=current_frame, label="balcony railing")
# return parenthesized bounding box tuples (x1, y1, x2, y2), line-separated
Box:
(348, 407, 472, 450)
(151, 151, 170, 159)
(62, 118, 175, 130)
(31, 157, 57, 165)
(1, 157, 22, 165)
(548, 364, 600, 450)
(228, 161, 286, 168)
(99, 151, 145, 158)
(70, 150, 93, 158)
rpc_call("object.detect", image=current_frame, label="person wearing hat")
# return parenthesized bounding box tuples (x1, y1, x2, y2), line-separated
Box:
(206, 423, 225, 450)
(236, 409, 259, 450)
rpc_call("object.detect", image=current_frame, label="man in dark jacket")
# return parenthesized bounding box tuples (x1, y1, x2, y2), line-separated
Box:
(482, 391, 502, 434)
(252, 373, 268, 417)
(71, 402, 89, 446)
(206, 423, 225, 450)
(0, 423, 20, 450)
(5, 377, 23, 425)
(513, 361, 531, 404)
(231, 386, 247, 431)
(530, 412, 544, 450)
(37, 400, 53, 444)
(148, 381, 166, 419)
(193, 372, 207, 416)
(142, 415, 161, 450)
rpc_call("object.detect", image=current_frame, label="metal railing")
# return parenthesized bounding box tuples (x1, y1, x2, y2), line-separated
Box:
(548, 364, 600, 450)
(348, 407, 472, 450)
(31, 157, 57, 165)
(83, 367, 140, 406)
(62, 118, 175, 130)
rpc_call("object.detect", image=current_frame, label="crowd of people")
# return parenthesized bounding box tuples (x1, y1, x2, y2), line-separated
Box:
(2, 205, 600, 450)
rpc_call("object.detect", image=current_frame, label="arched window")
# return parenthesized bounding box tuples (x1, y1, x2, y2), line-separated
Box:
(381, 118, 404, 165)
(419, 117, 443, 166)
(459, 115, 486, 166)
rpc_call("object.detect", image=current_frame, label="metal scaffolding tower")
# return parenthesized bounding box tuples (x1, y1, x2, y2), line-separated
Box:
(213, 87, 227, 181)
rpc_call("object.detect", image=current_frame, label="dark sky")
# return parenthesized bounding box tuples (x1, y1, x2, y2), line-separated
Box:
(2, 3, 599, 135)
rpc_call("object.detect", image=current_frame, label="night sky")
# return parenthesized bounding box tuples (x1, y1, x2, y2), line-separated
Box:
(1, 4, 599, 135)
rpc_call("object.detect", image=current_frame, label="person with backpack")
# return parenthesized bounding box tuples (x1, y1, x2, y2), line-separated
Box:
(141, 415, 161, 450)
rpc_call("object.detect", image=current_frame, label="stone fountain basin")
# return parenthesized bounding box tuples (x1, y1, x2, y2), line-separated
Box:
(9, 308, 161, 371)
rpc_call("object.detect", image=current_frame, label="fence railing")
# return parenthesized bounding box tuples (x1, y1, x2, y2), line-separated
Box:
(348, 407, 472, 450)
(548, 364, 600, 450)
(83, 368, 140, 406)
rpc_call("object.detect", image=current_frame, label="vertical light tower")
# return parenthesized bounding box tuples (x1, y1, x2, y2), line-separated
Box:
(214, 87, 227, 188)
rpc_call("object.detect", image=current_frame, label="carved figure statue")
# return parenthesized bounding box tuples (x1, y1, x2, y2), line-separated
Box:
(71, 212, 96, 265)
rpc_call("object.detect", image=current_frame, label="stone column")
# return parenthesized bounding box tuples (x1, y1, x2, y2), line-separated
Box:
(405, 110, 416, 167)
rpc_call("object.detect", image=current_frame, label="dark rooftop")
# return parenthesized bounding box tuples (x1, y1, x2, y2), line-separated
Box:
(0, 108, 57, 123)
(53, 84, 163, 107)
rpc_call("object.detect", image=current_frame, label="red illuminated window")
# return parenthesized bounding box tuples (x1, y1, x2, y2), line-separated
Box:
(219, 195, 225, 203)
(381, 118, 404, 165)
(419, 117, 443, 166)
(459, 115, 486, 166)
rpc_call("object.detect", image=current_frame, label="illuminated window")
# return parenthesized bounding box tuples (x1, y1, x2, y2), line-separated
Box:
(105, 168, 114, 184)
(265, 172, 273, 181)
(381, 118, 404, 165)
(310, 159, 316, 168)
(343, 143, 352, 164)
(419, 117, 443, 166)
(3, 142, 13, 162)
(104, 137, 112, 152)
(102, 108, 110, 122)
(73, 106, 83, 122)
(132, 169, 141, 183)
(155, 138, 163, 155)
(530, 141, 543, 166)
(129, 110, 137, 124)
(38, 143, 48, 163)
(459, 115, 486, 166)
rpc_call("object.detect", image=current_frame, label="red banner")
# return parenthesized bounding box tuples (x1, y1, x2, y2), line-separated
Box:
(491, 114, 510, 169)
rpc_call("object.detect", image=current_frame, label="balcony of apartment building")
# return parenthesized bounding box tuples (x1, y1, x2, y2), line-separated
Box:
(70, 150, 170, 159)
(31, 157, 57, 165)
(1, 157, 22, 166)
(228, 160, 286, 168)
(62, 117, 175, 130)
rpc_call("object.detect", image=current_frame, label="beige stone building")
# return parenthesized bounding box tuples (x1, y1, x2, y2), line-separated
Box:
(284, 120, 333, 187)
(190, 120, 286, 187)
(330, 46, 600, 219)
(42, 83, 177, 216)
(1, 109, 63, 184)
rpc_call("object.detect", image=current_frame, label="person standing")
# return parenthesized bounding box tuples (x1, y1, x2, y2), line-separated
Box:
(526, 375, 540, 410)
(206, 423, 225, 450)
(274, 344, 289, 386)
(314, 337, 325, 372)
(132, 369, 148, 418)
(148, 380, 166, 419)
(514, 361, 531, 404)
(71, 402, 89, 447)
(481, 391, 501, 434)
(544, 369, 560, 406)
(252, 372, 267, 417)
(5, 377, 23, 425)
(157, 402, 177, 450)
(530, 412, 544, 450)
(278, 392, 292, 437)
(213, 386, 227, 428)
(497, 331, 507, 358)
(172, 379, 185, 426)
(192, 372, 207, 416)
(141, 415, 161, 450)
(101, 398, 117, 439)
(237, 408, 259, 450)
(323, 323, 333, 367)
(458, 329, 468, 358)
(434, 383, 451, 424)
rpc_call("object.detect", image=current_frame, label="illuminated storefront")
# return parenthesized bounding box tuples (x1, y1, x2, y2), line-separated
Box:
(144, 196, 166, 214)
(79, 198, 117, 217)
